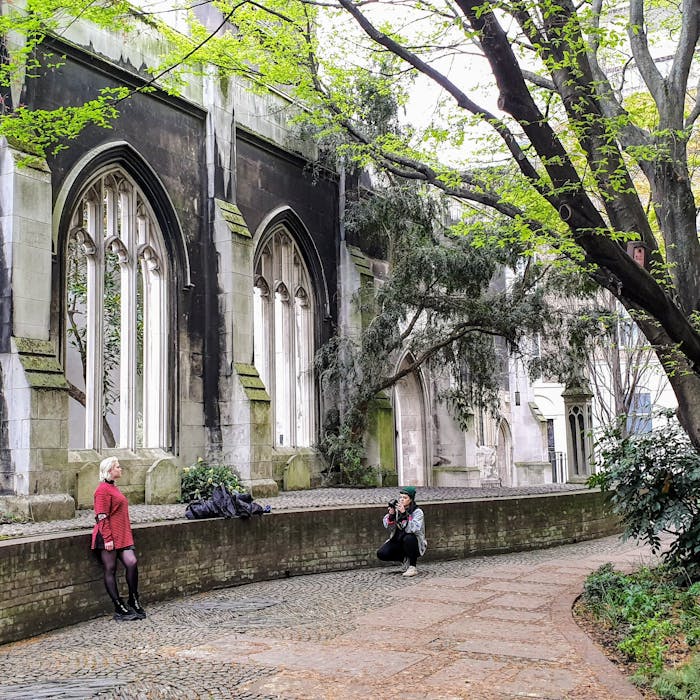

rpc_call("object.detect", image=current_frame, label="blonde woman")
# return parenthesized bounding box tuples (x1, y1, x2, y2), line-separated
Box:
(91, 457, 146, 621)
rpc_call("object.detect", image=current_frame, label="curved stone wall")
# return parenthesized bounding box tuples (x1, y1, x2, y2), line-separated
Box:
(0, 490, 618, 645)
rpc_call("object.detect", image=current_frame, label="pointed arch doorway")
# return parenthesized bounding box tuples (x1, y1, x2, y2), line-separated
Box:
(393, 356, 429, 486)
(496, 419, 513, 486)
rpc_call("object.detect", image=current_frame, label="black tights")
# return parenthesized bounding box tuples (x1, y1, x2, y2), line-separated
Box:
(100, 549, 139, 605)
(377, 532, 420, 566)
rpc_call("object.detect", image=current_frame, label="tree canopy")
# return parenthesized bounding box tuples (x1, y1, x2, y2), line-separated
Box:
(3, 0, 700, 445)
(171, 0, 700, 445)
(316, 179, 566, 477)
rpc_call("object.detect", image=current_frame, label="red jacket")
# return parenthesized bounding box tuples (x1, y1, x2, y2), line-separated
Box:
(91, 481, 135, 550)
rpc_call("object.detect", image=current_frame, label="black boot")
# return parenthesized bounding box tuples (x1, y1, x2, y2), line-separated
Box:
(113, 599, 138, 621)
(128, 595, 147, 619)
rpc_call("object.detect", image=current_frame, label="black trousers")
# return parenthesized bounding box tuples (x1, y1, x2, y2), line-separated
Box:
(377, 531, 420, 567)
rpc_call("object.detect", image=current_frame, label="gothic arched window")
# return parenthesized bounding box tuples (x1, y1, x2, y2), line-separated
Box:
(64, 168, 169, 450)
(253, 227, 315, 447)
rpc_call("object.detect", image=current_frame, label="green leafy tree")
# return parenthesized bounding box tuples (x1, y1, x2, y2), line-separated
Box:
(317, 179, 560, 476)
(165, 0, 700, 449)
(0, 0, 135, 156)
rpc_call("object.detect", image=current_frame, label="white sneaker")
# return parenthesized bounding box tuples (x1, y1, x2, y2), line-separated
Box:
(400, 558, 410, 572)
(402, 566, 418, 578)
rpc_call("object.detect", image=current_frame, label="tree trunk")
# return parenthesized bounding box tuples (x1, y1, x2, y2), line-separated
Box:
(66, 381, 116, 449)
(662, 369, 700, 454)
(650, 156, 700, 315)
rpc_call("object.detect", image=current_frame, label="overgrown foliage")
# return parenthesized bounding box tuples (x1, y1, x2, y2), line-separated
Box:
(581, 563, 700, 691)
(180, 458, 243, 503)
(316, 180, 559, 479)
(0, 0, 135, 156)
(653, 654, 700, 700)
(160, 0, 700, 450)
(590, 411, 700, 580)
(320, 423, 378, 486)
(0, 511, 25, 525)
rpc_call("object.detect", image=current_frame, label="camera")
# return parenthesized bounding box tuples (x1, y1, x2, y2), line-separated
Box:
(388, 499, 398, 509)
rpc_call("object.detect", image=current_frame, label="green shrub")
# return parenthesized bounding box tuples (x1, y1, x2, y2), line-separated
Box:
(619, 617, 673, 675)
(582, 563, 630, 624)
(319, 426, 378, 487)
(180, 458, 244, 502)
(0, 511, 24, 525)
(591, 410, 700, 581)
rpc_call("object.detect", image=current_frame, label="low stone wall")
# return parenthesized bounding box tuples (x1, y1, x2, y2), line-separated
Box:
(0, 490, 618, 646)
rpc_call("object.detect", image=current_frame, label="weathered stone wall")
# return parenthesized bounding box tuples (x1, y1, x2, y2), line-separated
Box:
(0, 491, 619, 646)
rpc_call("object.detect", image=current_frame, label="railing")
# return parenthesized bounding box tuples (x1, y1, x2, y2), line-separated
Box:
(549, 450, 567, 483)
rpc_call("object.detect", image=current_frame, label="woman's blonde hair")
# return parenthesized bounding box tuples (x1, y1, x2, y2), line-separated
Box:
(99, 457, 119, 482)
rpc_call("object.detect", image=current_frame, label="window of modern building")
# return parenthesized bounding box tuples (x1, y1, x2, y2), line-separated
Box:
(64, 168, 169, 450)
(253, 226, 315, 447)
(627, 391, 652, 434)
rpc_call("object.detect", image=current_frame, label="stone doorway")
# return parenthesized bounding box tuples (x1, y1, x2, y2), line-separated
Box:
(393, 358, 428, 486)
(496, 419, 513, 486)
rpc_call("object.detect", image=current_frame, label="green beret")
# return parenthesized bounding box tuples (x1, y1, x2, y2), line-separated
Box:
(400, 486, 416, 500)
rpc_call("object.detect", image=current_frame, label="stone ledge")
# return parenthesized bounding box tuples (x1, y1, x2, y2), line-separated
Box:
(12, 337, 69, 390)
(215, 199, 252, 239)
(0, 493, 75, 522)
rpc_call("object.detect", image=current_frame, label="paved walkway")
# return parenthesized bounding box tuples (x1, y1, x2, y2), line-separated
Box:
(0, 530, 656, 699)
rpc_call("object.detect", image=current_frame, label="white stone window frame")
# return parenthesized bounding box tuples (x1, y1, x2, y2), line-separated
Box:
(567, 403, 592, 477)
(66, 167, 169, 451)
(253, 226, 315, 448)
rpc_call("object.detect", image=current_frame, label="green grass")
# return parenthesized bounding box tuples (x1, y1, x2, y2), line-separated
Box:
(0, 511, 25, 525)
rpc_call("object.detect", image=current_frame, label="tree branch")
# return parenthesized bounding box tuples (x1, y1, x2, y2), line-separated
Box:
(667, 0, 700, 105)
(335, 0, 543, 183)
(628, 0, 664, 103)
(66, 381, 116, 448)
(686, 72, 700, 128)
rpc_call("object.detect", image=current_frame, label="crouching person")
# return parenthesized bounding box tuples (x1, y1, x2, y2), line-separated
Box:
(377, 486, 427, 577)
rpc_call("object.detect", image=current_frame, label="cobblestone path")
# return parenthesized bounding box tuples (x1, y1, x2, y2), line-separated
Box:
(0, 533, 655, 699)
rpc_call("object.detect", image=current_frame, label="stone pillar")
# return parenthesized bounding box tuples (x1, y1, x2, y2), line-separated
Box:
(561, 380, 594, 483)
(212, 197, 277, 496)
(0, 139, 72, 510)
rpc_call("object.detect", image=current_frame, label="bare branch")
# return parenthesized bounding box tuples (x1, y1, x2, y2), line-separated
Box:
(373, 321, 502, 394)
(669, 0, 700, 102)
(586, 0, 650, 153)
(335, 0, 543, 183)
(520, 69, 555, 92)
(685, 68, 700, 128)
(628, 0, 665, 103)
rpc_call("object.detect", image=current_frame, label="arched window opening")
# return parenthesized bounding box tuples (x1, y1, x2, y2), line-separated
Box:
(568, 405, 586, 476)
(64, 168, 169, 450)
(562, 381, 593, 482)
(253, 227, 315, 448)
